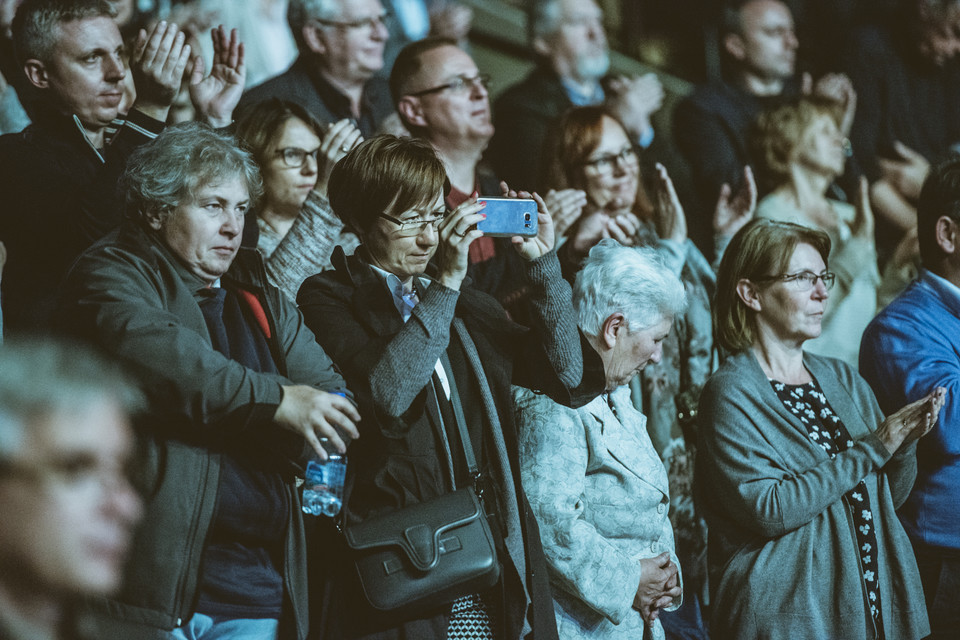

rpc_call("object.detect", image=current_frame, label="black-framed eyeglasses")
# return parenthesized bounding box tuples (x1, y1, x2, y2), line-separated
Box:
(582, 146, 638, 175)
(275, 146, 321, 169)
(406, 73, 491, 98)
(379, 212, 446, 237)
(313, 11, 388, 31)
(757, 270, 837, 292)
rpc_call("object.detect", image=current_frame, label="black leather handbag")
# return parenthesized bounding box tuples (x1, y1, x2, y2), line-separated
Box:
(343, 356, 501, 612)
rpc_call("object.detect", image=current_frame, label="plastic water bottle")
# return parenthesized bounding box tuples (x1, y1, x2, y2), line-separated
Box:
(301, 453, 346, 517)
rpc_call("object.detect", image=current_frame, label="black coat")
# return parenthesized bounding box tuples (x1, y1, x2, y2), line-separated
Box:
(297, 247, 603, 639)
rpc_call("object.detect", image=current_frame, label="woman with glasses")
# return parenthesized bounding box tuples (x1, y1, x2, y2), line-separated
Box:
(549, 108, 750, 610)
(752, 97, 881, 366)
(297, 135, 603, 640)
(698, 217, 945, 640)
(236, 98, 362, 299)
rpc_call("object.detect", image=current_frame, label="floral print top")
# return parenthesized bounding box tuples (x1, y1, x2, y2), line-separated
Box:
(771, 378, 885, 639)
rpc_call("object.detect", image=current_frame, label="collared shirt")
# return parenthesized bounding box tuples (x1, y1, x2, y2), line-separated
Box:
(366, 262, 452, 399)
(923, 268, 960, 306)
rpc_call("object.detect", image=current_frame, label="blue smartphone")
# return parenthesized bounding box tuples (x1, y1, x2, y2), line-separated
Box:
(476, 197, 538, 237)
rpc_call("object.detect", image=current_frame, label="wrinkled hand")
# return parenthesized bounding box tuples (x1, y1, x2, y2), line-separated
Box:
(713, 165, 756, 238)
(808, 72, 857, 136)
(544, 188, 587, 238)
(605, 73, 663, 142)
(130, 21, 192, 121)
(851, 176, 875, 239)
(316, 119, 363, 198)
(274, 386, 361, 459)
(429, 2, 473, 41)
(876, 387, 946, 455)
(652, 163, 687, 244)
(436, 196, 486, 290)
(633, 552, 682, 624)
(499, 182, 556, 259)
(189, 25, 245, 127)
(878, 141, 930, 201)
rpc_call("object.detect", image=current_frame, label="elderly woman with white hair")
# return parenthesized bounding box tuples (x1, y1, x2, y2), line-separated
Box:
(515, 239, 687, 640)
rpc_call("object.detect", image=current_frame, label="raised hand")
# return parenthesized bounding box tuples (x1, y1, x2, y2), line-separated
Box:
(130, 21, 192, 121)
(189, 25, 246, 128)
(316, 119, 363, 198)
(652, 163, 687, 244)
(811, 73, 857, 136)
(605, 73, 663, 143)
(436, 196, 486, 290)
(878, 141, 930, 201)
(428, 1, 473, 41)
(544, 188, 587, 239)
(851, 176, 875, 239)
(876, 387, 947, 455)
(714, 165, 756, 239)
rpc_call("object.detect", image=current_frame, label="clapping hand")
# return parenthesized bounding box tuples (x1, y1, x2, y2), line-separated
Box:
(876, 387, 947, 455)
(714, 165, 757, 239)
(316, 119, 363, 197)
(189, 25, 245, 128)
(544, 188, 587, 239)
(130, 21, 192, 122)
(878, 141, 930, 202)
(652, 163, 687, 244)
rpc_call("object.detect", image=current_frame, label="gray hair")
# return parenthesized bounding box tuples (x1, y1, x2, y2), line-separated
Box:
(0, 337, 143, 463)
(573, 240, 687, 337)
(119, 122, 263, 222)
(12, 0, 116, 66)
(532, 0, 565, 41)
(288, 0, 339, 51)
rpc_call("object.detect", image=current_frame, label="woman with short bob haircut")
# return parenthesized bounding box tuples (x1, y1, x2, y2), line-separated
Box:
(297, 135, 603, 639)
(699, 217, 944, 639)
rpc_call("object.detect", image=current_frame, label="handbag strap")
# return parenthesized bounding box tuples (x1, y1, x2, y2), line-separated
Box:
(437, 351, 479, 478)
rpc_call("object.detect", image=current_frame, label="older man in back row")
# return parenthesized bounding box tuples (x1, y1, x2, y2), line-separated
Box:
(240, 0, 393, 136)
(490, 0, 664, 193)
(57, 123, 360, 640)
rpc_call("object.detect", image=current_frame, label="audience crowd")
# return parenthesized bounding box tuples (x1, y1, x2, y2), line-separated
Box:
(0, 0, 958, 639)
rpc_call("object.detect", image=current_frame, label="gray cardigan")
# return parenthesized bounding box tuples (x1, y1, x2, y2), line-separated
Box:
(696, 349, 929, 640)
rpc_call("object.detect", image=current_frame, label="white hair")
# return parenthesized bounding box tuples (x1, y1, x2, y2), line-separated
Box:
(573, 240, 688, 337)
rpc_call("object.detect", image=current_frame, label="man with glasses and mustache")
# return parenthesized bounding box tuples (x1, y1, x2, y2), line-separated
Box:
(240, 0, 393, 137)
(391, 37, 533, 323)
(490, 0, 664, 194)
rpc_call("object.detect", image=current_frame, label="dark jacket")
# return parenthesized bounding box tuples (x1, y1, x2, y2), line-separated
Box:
(0, 107, 164, 333)
(490, 64, 572, 193)
(297, 247, 604, 639)
(239, 56, 394, 137)
(57, 222, 350, 639)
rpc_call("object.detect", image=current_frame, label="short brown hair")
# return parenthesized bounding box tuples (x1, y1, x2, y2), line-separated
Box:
(235, 98, 324, 167)
(12, 0, 115, 65)
(327, 135, 447, 235)
(750, 97, 844, 190)
(714, 217, 831, 352)
(389, 36, 458, 106)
